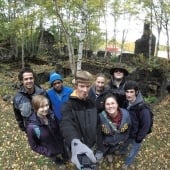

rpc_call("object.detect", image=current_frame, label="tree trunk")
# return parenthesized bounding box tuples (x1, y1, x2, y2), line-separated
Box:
(77, 0, 87, 71)
(53, 0, 76, 75)
(165, 23, 170, 59)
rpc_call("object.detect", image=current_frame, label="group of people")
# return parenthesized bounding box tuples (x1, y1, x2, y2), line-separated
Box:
(13, 65, 152, 169)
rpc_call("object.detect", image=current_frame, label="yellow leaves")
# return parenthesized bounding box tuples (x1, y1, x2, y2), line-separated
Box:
(115, 162, 121, 168)
(0, 65, 169, 169)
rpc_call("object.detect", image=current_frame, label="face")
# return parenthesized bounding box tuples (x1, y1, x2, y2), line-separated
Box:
(95, 76, 105, 92)
(22, 72, 35, 91)
(37, 99, 49, 117)
(125, 89, 137, 103)
(76, 82, 91, 100)
(113, 69, 124, 80)
(105, 97, 119, 117)
(52, 80, 63, 92)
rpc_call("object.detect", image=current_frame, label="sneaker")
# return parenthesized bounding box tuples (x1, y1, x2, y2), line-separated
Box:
(122, 164, 128, 170)
(107, 154, 113, 162)
(62, 152, 69, 163)
(54, 157, 64, 165)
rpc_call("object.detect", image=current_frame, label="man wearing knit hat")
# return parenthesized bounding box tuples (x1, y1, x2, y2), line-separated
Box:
(47, 72, 73, 121)
(60, 70, 100, 170)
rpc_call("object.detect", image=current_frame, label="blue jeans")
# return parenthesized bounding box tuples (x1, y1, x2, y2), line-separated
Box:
(125, 139, 142, 166)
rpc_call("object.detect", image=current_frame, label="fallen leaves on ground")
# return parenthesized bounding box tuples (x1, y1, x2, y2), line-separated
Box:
(0, 62, 170, 170)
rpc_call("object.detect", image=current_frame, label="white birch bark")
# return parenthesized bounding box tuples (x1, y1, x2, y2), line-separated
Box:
(76, 0, 87, 71)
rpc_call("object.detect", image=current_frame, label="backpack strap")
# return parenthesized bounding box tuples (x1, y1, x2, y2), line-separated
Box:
(100, 111, 120, 133)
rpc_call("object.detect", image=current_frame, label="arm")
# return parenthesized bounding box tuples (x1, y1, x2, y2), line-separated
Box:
(26, 125, 51, 157)
(13, 106, 25, 131)
(60, 102, 81, 146)
(13, 96, 26, 131)
(136, 108, 151, 143)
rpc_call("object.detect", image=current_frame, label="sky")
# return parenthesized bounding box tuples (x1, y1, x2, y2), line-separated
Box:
(99, 12, 167, 46)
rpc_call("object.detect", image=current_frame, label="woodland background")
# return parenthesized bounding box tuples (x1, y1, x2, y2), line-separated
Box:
(0, 0, 170, 170)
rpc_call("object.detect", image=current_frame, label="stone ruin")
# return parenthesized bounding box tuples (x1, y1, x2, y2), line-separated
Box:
(135, 22, 156, 57)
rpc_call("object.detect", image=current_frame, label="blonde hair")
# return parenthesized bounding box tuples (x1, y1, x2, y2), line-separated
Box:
(32, 95, 49, 112)
(75, 70, 93, 85)
(96, 73, 106, 79)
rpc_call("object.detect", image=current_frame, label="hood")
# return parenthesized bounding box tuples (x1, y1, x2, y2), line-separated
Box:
(128, 91, 144, 109)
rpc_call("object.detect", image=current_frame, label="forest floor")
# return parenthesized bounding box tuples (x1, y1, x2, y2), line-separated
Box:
(0, 62, 169, 170)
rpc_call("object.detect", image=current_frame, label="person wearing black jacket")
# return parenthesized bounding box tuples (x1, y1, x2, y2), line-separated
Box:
(108, 64, 128, 91)
(88, 73, 109, 102)
(60, 70, 99, 170)
(122, 80, 152, 169)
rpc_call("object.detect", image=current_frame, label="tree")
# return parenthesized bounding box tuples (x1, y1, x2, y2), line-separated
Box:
(53, 0, 76, 75)
(161, 0, 170, 59)
(76, 0, 88, 71)
(152, 1, 163, 57)
(110, 0, 141, 59)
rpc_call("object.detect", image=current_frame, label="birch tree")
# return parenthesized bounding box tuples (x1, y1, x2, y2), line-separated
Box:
(161, 1, 170, 59)
(53, 0, 76, 75)
(76, 0, 88, 71)
(152, 1, 163, 57)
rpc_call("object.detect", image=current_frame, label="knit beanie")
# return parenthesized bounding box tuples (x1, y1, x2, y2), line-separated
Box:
(49, 72, 63, 85)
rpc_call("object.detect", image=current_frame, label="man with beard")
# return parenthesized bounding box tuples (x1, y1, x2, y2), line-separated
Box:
(47, 72, 73, 121)
(13, 67, 46, 132)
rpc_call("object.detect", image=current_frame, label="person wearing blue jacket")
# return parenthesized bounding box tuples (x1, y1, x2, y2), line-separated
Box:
(47, 72, 73, 121)
(122, 80, 152, 169)
(95, 94, 131, 163)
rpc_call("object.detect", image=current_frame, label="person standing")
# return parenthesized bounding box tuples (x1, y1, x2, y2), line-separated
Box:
(47, 72, 73, 121)
(60, 70, 98, 170)
(96, 65, 128, 112)
(122, 80, 152, 169)
(96, 94, 131, 162)
(26, 95, 65, 165)
(108, 64, 128, 92)
(88, 73, 109, 102)
(13, 67, 46, 132)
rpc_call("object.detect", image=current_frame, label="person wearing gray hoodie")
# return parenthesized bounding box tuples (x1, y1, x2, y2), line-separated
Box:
(122, 80, 152, 169)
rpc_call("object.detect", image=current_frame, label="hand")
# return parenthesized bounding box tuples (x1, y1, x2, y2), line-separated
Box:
(71, 139, 96, 169)
(95, 150, 103, 162)
(135, 138, 142, 143)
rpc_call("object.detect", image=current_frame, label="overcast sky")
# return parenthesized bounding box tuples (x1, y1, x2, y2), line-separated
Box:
(100, 12, 167, 46)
